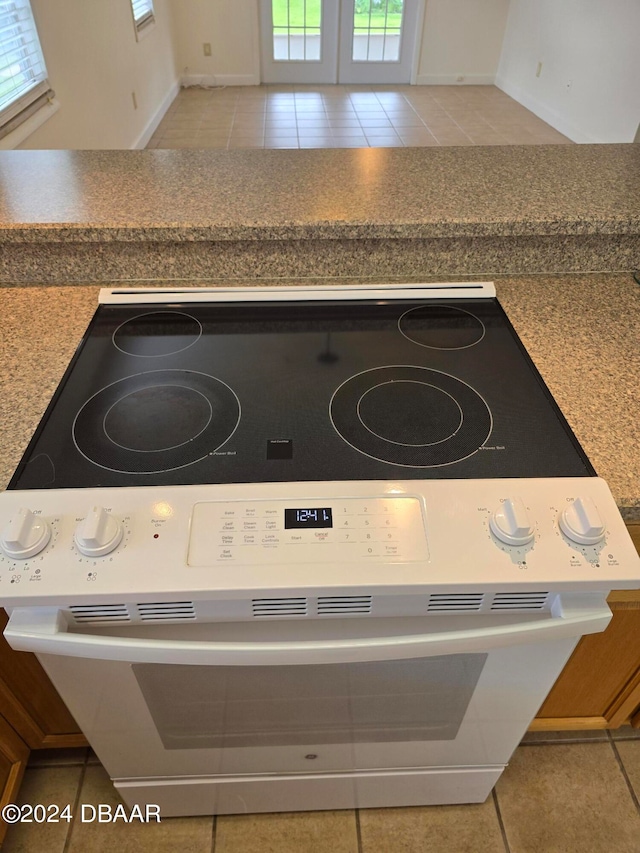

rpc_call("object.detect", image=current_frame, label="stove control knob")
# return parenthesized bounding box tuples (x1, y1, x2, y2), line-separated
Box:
(0, 508, 51, 559)
(559, 497, 606, 545)
(75, 507, 123, 557)
(490, 497, 535, 547)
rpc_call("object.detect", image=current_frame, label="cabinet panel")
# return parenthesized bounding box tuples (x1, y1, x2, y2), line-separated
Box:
(532, 522, 640, 729)
(0, 714, 29, 845)
(0, 611, 85, 749)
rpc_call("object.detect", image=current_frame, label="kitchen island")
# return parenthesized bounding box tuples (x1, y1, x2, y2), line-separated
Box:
(0, 144, 638, 283)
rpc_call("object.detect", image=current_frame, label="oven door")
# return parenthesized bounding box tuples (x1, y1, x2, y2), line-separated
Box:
(5, 595, 610, 812)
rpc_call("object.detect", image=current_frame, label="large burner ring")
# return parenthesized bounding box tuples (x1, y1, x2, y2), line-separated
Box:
(72, 369, 240, 474)
(330, 366, 492, 468)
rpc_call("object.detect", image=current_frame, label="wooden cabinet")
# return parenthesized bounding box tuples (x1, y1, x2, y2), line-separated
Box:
(0, 713, 29, 845)
(0, 610, 86, 750)
(532, 522, 640, 730)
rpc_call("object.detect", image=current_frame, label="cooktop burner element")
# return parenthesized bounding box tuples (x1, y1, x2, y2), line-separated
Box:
(10, 284, 594, 490)
(330, 366, 492, 467)
(399, 305, 485, 349)
(72, 370, 240, 474)
(113, 311, 203, 357)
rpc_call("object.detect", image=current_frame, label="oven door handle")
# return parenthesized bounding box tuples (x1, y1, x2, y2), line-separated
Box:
(4, 596, 611, 665)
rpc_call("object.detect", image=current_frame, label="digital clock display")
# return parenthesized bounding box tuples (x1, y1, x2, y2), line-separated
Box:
(284, 508, 333, 529)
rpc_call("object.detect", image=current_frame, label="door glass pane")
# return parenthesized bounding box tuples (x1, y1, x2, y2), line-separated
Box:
(352, 0, 403, 62)
(272, 0, 322, 62)
(133, 654, 487, 750)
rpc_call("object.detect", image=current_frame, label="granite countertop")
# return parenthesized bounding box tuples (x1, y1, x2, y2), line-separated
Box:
(0, 145, 638, 243)
(1, 273, 638, 520)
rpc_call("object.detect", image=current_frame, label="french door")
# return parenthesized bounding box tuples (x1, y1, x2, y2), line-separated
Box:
(260, 0, 421, 85)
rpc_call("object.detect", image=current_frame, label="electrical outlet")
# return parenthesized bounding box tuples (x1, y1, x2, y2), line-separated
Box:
(536, 62, 542, 78)
(131, 91, 138, 110)
(203, 43, 212, 57)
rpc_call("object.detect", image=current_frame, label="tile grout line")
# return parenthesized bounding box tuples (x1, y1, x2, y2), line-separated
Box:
(355, 808, 364, 853)
(211, 814, 217, 853)
(608, 732, 640, 817)
(491, 788, 513, 853)
(61, 758, 89, 853)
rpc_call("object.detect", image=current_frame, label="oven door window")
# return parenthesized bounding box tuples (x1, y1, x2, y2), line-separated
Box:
(132, 654, 487, 750)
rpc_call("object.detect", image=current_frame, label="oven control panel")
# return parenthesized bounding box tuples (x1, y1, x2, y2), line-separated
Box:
(0, 478, 638, 606)
(187, 497, 429, 566)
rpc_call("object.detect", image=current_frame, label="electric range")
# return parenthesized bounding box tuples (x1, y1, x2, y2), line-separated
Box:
(1, 282, 638, 817)
(0, 281, 637, 612)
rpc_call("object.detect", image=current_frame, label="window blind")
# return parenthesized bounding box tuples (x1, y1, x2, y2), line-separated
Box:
(0, 0, 52, 139)
(131, 0, 155, 31)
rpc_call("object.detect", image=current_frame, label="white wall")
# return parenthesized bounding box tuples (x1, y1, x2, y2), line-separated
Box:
(416, 0, 510, 85)
(496, 0, 640, 143)
(169, 0, 260, 86)
(169, 0, 508, 88)
(20, 0, 180, 149)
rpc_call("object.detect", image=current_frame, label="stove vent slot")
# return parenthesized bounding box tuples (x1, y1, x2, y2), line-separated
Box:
(317, 596, 372, 615)
(137, 602, 196, 621)
(69, 604, 130, 623)
(252, 598, 308, 617)
(491, 592, 549, 611)
(427, 593, 484, 612)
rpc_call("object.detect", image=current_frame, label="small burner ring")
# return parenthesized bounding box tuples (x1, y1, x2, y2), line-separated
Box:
(399, 305, 485, 350)
(357, 380, 464, 447)
(113, 311, 202, 357)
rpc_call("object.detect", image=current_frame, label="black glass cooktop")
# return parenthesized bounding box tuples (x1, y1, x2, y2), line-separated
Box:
(10, 297, 594, 490)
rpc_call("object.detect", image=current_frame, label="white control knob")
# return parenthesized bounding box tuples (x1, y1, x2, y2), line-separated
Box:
(74, 507, 123, 557)
(489, 497, 535, 547)
(559, 497, 606, 545)
(0, 508, 51, 559)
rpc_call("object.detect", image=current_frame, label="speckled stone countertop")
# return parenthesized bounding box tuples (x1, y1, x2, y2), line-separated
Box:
(1, 273, 638, 519)
(0, 146, 638, 282)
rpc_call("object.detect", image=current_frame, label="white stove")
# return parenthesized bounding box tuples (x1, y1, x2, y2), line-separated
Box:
(1, 283, 638, 816)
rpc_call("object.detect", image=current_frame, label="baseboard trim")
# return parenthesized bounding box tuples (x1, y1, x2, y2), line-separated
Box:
(529, 716, 609, 731)
(182, 73, 260, 88)
(132, 78, 181, 150)
(415, 74, 496, 86)
(494, 74, 601, 144)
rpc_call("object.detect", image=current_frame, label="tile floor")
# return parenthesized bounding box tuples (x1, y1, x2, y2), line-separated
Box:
(4, 728, 640, 852)
(146, 84, 572, 150)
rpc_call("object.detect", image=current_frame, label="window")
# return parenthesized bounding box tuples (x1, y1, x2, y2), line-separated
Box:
(0, 0, 53, 140)
(131, 0, 155, 37)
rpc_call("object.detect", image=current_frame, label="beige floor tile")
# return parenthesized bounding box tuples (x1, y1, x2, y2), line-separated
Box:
(3, 765, 82, 853)
(331, 136, 368, 147)
(364, 136, 404, 147)
(496, 744, 640, 853)
(67, 765, 212, 853)
(216, 810, 358, 853)
(359, 801, 506, 853)
(266, 139, 300, 148)
(148, 84, 573, 152)
(615, 739, 640, 799)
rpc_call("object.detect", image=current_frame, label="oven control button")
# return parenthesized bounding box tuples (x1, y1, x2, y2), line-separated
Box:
(489, 497, 535, 547)
(74, 507, 123, 557)
(0, 508, 51, 559)
(559, 497, 606, 545)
